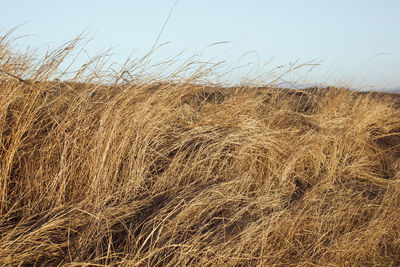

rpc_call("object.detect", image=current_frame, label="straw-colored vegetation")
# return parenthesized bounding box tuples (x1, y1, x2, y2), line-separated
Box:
(1, 32, 400, 266)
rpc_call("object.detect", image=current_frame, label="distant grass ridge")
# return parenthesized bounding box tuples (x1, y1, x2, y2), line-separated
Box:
(1, 33, 400, 266)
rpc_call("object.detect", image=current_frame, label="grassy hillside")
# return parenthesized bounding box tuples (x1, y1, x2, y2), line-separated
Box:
(1, 35, 400, 266)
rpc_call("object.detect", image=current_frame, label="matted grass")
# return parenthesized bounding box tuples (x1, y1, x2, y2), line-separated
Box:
(1, 33, 400, 266)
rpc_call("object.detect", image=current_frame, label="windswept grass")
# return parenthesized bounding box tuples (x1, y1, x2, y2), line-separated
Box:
(1, 33, 400, 266)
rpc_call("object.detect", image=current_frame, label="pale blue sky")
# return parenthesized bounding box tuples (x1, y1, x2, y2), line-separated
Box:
(1, 1, 399, 90)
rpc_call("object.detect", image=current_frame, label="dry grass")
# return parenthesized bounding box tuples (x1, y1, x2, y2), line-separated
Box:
(1, 33, 400, 266)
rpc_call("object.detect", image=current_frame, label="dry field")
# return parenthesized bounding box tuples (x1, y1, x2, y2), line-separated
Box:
(1, 34, 400, 266)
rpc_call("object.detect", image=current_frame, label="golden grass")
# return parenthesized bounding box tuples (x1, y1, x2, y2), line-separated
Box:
(1, 33, 400, 266)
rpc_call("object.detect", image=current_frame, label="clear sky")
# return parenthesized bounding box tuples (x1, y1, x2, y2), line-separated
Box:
(1, 0, 400, 90)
